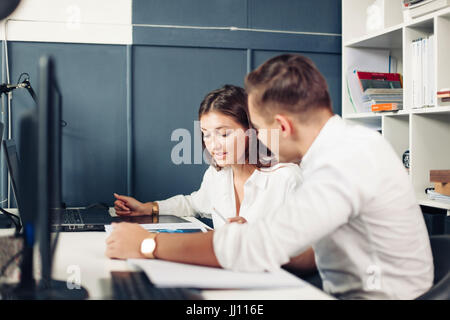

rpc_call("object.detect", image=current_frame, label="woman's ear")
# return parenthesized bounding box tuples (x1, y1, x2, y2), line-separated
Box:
(274, 114, 294, 138)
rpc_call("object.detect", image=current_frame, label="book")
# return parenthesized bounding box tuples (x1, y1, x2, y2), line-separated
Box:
(411, 36, 435, 109)
(356, 71, 402, 91)
(426, 189, 450, 204)
(371, 103, 401, 112)
(428, 35, 435, 106)
(437, 89, 450, 98)
(364, 88, 403, 95)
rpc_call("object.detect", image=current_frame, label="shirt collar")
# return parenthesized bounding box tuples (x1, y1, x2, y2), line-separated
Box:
(300, 114, 342, 166)
(246, 169, 268, 189)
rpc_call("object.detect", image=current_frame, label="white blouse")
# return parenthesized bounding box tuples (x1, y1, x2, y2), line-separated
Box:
(155, 163, 303, 229)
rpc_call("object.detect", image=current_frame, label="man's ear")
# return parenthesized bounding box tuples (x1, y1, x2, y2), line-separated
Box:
(274, 114, 294, 138)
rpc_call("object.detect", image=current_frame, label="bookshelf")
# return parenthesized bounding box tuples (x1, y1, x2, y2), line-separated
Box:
(342, 1, 450, 212)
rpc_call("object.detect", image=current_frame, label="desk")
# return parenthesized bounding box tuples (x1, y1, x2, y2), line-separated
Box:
(1, 208, 333, 300)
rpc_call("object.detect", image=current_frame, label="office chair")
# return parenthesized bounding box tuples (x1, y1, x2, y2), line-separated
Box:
(416, 234, 450, 300)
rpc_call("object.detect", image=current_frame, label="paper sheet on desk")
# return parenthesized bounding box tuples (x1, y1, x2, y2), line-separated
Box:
(127, 259, 305, 289)
(104, 223, 207, 235)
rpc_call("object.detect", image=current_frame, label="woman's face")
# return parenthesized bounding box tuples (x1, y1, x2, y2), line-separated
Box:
(200, 111, 248, 167)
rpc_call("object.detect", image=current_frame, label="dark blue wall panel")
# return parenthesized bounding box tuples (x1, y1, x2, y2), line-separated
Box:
(133, 46, 246, 202)
(248, 0, 341, 34)
(8, 42, 128, 206)
(253, 50, 342, 116)
(133, 0, 247, 27)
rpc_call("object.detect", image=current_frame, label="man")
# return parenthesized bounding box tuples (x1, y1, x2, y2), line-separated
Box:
(106, 54, 433, 299)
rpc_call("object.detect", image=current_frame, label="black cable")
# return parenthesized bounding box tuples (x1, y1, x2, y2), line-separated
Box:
(0, 248, 24, 277)
(0, 207, 22, 235)
(16, 72, 30, 85)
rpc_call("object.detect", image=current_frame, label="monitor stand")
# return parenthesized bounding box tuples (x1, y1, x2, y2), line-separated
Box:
(0, 280, 88, 300)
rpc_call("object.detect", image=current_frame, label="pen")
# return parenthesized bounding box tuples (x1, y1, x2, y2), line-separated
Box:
(212, 207, 228, 224)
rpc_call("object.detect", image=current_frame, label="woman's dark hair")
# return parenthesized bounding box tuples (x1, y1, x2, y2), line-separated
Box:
(198, 84, 272, 170)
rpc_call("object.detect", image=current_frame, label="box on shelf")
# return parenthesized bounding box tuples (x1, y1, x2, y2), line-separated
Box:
(430, 170, 450, 196)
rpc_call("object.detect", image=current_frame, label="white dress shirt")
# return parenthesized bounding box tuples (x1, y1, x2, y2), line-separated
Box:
(156, 163, 303, 229)
(213, 115, 434, 300)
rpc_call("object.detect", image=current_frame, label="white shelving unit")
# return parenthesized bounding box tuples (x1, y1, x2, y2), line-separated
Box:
(342, 1, 450, 213)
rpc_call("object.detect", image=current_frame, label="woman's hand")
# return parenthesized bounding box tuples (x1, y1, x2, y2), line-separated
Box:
(105, 222, 151, 259)
(227, 216, 247, 224)
(113, 193, 152, 216)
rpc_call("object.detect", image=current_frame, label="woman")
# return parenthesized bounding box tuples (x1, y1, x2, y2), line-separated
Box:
(113, 85, 302, 229)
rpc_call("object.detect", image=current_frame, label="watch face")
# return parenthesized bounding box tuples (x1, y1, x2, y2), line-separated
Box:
(141, 238, 156, 254)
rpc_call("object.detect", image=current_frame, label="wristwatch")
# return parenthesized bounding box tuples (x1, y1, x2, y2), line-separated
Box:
(151, 202, 159, 216)
(140, 234, 158, 259)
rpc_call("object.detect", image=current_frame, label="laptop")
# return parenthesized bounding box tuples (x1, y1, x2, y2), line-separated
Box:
(2, 139, 189, 232)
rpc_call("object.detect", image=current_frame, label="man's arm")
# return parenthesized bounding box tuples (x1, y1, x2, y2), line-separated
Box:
(282, 247, 316, 275)
(105, 222, 221, 267)
(154, 231, 220, 267)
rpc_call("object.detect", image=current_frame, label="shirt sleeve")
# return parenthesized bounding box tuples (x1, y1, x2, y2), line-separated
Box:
(213, 159, 364, 272)
(155, 166, 214, 217)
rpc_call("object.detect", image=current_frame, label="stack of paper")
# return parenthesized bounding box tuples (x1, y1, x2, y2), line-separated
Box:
(105, 222, 207, 235)
(426, 189, 450, 204)
(128, 259, 306, 289)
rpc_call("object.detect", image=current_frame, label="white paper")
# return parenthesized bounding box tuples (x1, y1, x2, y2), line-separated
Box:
(105, 222, 206, 235)
(127, 259, 306, 289)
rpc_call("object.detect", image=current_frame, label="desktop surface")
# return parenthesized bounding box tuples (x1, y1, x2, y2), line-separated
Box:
(1, 208, 333, 300)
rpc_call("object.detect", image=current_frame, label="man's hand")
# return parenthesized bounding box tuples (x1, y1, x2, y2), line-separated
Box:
(105, 222, 152, 259)
(113, 193, 152, 216)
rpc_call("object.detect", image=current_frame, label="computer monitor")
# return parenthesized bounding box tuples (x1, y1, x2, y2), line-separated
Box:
(0, 56, 87, 299)
(37, 55, 59, 287)
(35, 56, 86, 298)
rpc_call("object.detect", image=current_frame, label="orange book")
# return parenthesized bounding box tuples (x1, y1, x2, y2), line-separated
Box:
(371, 103, 400, 112)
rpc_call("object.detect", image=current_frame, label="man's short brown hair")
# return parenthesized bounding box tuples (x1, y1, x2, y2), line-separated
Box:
(245, 54, 332, 121)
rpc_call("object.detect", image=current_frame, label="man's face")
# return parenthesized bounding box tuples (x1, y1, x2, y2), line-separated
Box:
(248, 93, 295, 163)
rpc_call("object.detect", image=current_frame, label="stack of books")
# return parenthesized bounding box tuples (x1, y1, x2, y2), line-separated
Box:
(347, 70, 403, 113)
(364, 88, 403, 112)
(437, 88, 450, 102)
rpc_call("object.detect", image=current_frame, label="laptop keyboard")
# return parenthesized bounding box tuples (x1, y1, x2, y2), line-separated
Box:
(111, 271, 202, 300)
(52, 209, 83, 225)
